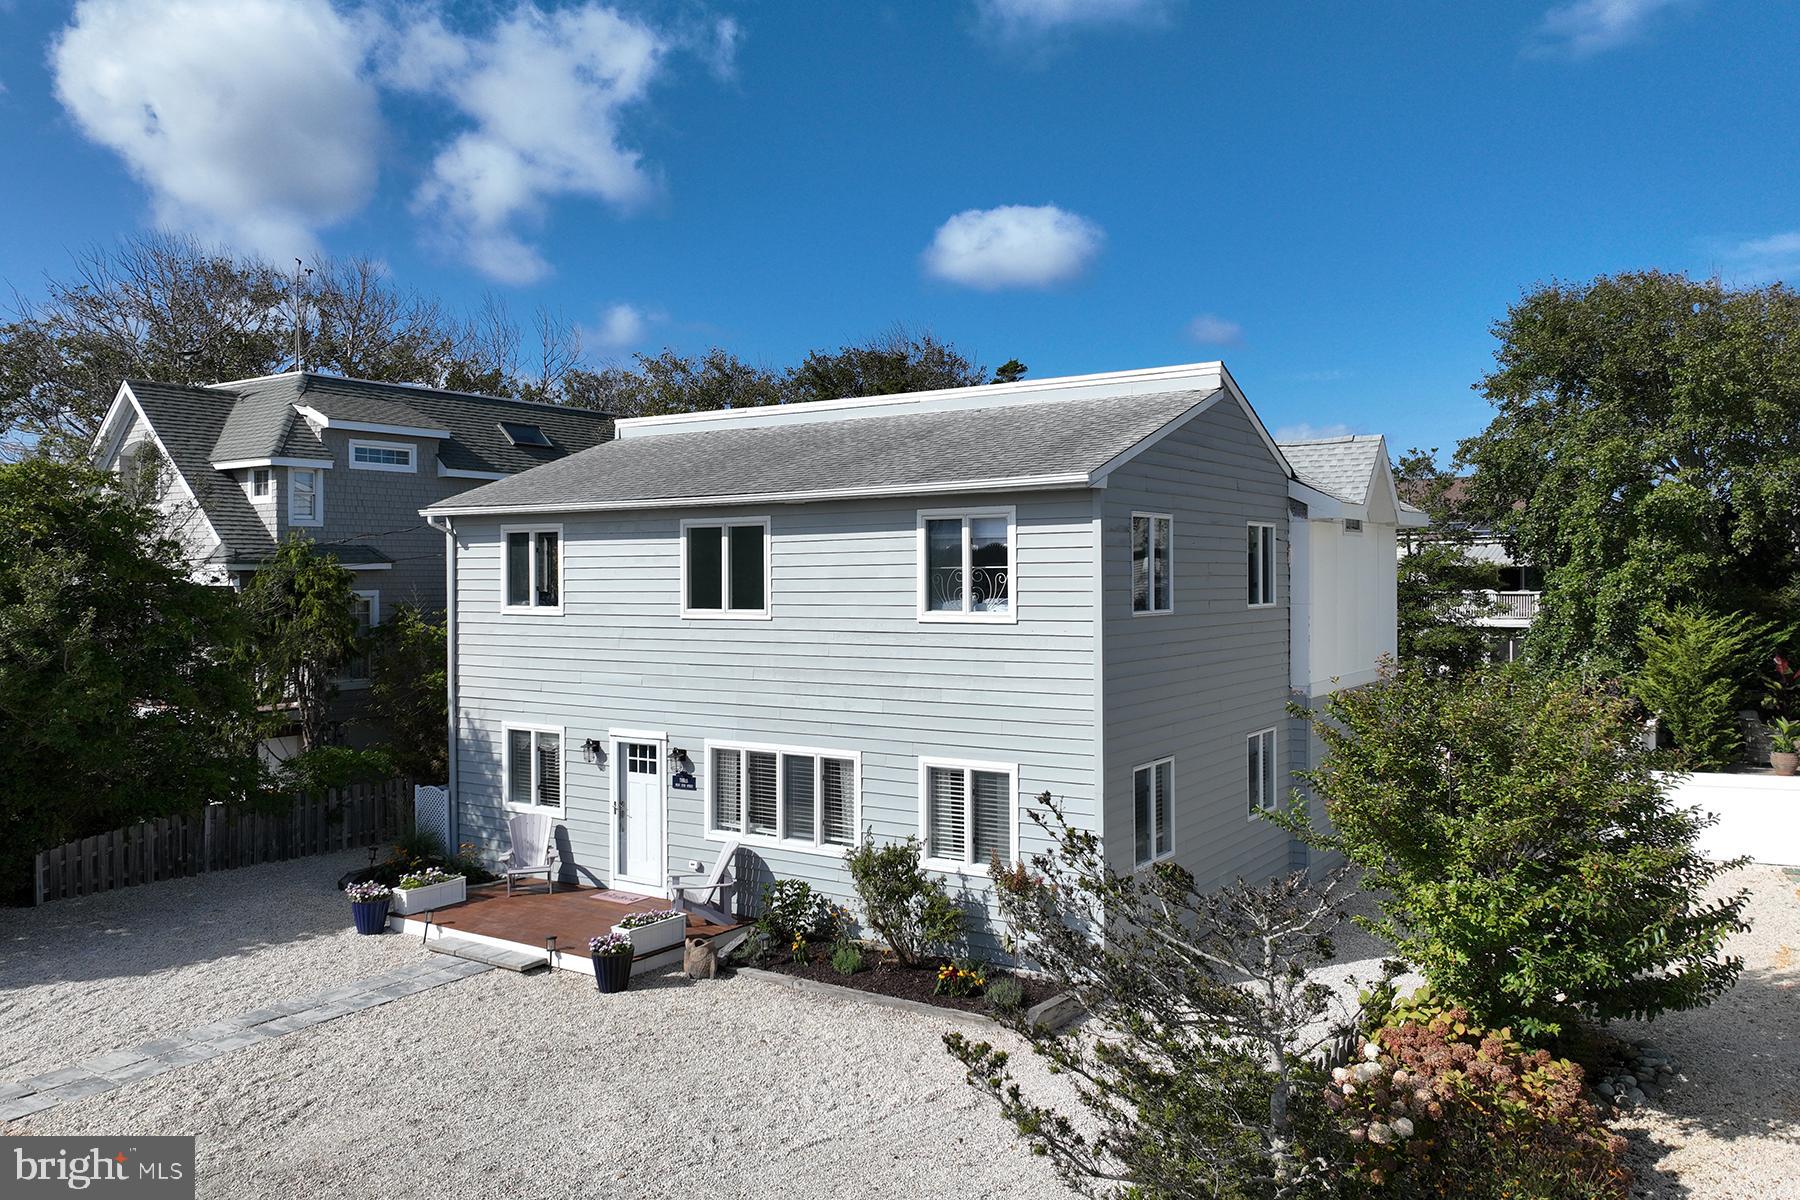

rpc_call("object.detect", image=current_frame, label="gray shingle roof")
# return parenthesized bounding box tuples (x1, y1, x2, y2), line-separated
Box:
(1276, 435, 1385, 504)
(126, 379, 276, 559)
(121, 372, 613, 561)
(427, 389, 1218, 514)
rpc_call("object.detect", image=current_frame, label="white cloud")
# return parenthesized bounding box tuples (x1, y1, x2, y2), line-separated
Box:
(1184, 313, 1244, 346)
(923, 204, 1104, 290)
(399, 4, 670, 284)
(1720, 231, 1800, 283)
(1274, 422, 1356, 442)
(586, 302, 651, 352)
(977, 0, 1175, 38)
(1530, 0, 1692, 58)
(50, 0, 381, 256)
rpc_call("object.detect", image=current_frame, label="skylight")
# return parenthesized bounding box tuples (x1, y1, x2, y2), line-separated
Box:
(498, 421, 551, 447)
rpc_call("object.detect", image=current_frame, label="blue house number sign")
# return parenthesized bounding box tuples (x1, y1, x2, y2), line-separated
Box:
(671, 769, 697, 792)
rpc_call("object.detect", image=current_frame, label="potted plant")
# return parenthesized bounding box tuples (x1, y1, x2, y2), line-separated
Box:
(1769, 717, 1799, 776)
(345, 881, 391, 934)
(612, 908, 686, 956)
(389, 866, 467, 915)
(590, 932, 634, 994)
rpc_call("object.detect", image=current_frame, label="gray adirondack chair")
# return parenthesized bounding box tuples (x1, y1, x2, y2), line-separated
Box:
(668, 840, 737, 925)
(499, 811, 559, 895)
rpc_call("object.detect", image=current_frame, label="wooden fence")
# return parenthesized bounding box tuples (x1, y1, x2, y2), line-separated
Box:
(32, 777, 414, 905)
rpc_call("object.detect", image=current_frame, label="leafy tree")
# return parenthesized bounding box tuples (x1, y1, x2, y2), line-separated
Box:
(0, 458, 257, 896)
(1633, 605, 1777, 769)
(237, 537, 360, 753)
(787, 326, 991, 401)
(1392, 448, 1503, 673)
(365, 603, 448, 783)
(946, 796, 1374, 1200)
(560, 347, 787, 418)
(1300, 664, 1748, 1041)
(992, 358, 1029, 384)
(1459, 271, 1800, 674)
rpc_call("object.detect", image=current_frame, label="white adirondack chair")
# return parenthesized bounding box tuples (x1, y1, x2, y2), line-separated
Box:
(668, 840, 737, 925)
(499, 811, 559, 895)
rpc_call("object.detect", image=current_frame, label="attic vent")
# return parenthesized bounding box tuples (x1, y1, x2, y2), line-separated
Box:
(1344, 518, 1363, 533)
(498, 420, 551, 447)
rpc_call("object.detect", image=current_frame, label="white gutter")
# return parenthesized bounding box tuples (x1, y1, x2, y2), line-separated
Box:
(426, 513, 459, 845)
(420, 471, 1095, 520)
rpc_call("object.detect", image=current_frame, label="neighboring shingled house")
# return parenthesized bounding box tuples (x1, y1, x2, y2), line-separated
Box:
(91, 371, 613, 745)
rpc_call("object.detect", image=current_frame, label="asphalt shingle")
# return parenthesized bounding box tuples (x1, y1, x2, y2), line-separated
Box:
(1276, 435, 1385, 505)
(427, 388, 1218, 513)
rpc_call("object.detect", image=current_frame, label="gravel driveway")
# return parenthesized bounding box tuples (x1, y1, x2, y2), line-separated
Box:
(5, 856, 1794, 1198)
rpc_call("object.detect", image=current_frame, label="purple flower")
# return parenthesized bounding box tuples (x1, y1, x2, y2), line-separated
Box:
(616, 908, 682, 930)
(589, 932, 633, 957)
(345, 881, 390, 903)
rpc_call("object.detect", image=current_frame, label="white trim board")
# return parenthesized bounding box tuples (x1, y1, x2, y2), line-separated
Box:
(293, 404, 450, 440)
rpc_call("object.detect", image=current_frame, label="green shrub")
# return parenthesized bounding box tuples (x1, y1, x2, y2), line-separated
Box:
(829, 940, 865, 976)
(1301, 664, 1748, 1040)
(984, 975, 1025, 1013)
(756, 878, 831, 948)
(1328, 1006, 1629, 1199)
(1634, 605, 1776, 769)
(844, 835, 964, 965)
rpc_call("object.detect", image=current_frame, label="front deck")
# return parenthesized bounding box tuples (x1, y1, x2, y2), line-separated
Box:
(388, 880, 742, 976)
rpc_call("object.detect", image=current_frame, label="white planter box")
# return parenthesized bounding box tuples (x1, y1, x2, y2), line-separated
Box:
(389, 876, 467, 915)
(613, 912, 686, 955)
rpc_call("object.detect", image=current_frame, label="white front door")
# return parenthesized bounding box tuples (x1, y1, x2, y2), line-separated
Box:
(615, 740, 664, 891)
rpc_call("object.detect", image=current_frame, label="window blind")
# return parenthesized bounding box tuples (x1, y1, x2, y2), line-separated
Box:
(747, 751, 778, 836)
(927, 767, 967, 862)
(821, 758, 855, 846)
(713, 748, 742, 832)
(782, 753, 816, 842)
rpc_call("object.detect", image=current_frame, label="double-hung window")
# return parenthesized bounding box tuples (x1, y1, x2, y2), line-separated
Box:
(503, 527, 561, 612)
(1134, 757, 1173, 865)
(682, 519, 769, 618)
(340, 590, 379, 683)
(921, 759, 1016, 871)
(1131, 513, 1173, 614)
(248, 468, 272, 502)
(1247, 522, 1276, 607)
(348, 439, 416, 472)
(505, 724, 564, 814)
(289, 468, 322, 526)
(709, 743, 856, 850)
(1247, 728, 1277, 816)
(919, 508, 1014, 620)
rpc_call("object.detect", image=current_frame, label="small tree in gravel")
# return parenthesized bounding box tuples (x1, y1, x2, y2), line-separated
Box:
(1301, 663, 1749, 1041)
(945, 795, 1382, 1200)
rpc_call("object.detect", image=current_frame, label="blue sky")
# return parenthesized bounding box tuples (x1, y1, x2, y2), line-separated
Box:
(0, 0, 1796, 455)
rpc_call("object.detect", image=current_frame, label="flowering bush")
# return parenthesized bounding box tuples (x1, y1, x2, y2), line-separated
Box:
(934, 959, 987, 998)
(1326, 1006, 1629, 1199)
(616, 908, 681, 929)
(589, 933, 633, 958)
(396, 867, 458, 890)
(344, 881, 390, 903)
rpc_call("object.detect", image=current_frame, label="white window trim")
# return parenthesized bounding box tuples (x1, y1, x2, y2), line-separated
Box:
(702, 738, 861, 856)
(500, 524, 564, 615)
(288, 467, 323, 527)
(1248, 727, 1278, 818)
(916, 506, 1019, 624)
(679, 517, 773, 621)
(1130, 511, 1175, 617)
(917, 756, 1020, 875)
(347, 439, 417, 473)
(1133, 755, 1176, 866)
(247, 467, 274, 504)
(1248, 521, 1277, 608)
(502, 721, 567, 817)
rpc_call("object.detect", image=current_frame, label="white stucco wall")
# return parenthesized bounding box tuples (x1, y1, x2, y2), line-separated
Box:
(1668, 772, 1800, 866)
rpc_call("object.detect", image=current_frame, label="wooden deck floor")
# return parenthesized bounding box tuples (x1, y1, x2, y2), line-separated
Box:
(395, 881, 738, 953)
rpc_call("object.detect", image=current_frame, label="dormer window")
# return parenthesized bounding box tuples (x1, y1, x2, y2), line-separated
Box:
(499, 421, 551, 447)
(349, 440, 416, 472)
(248, 468, 272, 502)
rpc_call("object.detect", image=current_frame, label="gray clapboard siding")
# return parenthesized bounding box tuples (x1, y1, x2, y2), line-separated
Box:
(1098, 398, 1295, 884)
(451, 491, 1101, 947)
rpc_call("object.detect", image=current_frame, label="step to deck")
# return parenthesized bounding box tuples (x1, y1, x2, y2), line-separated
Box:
(426, 938, 549, 974)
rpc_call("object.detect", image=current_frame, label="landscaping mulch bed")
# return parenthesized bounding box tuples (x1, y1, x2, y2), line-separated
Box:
(757, 955, 1055, 1017)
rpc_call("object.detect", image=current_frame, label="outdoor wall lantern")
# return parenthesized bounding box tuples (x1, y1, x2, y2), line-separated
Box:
(582, 738, 605, 764)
